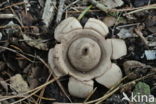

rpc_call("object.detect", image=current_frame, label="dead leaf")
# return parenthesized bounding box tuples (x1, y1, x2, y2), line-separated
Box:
(10, 74, 29, 94)
(103, 16, 116, 27)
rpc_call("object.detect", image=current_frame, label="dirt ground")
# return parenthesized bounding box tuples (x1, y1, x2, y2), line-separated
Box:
(0, 0, 156, 104)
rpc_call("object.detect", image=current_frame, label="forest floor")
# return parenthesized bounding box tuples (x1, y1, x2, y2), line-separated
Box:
(0, 0, 156, 104)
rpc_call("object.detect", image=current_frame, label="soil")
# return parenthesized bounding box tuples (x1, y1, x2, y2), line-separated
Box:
(0, 0, 156, 104)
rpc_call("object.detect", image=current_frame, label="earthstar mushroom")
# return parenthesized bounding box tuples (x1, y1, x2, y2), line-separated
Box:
(48, 17, 127, 98)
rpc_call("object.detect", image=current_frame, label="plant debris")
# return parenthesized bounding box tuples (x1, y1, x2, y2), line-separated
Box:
(117, 28, 136, 39)
(0, 0, 156, 104)
(42, 0, 56, 27)
(22, 34, 48, 51)
(10, 74, 29, 94)
(100, 0, 124, 8)
(144, 50, 156, 60)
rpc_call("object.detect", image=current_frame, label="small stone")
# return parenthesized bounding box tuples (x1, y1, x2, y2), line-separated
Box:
(145, 50, 156, 60)
(117, 28, 136, 39)
(123, 60, 149, 80)
(134, 0, 156, 7)
(103, 16, 116, 27)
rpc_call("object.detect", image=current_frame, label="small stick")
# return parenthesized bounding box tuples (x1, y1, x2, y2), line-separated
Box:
(0, 14, 15, 19)
(94, 73, 155, 104)
(116, 23, 140, 29)
(111, 4, 156, 12)
(42, 0, 56, 27)
(78, 5, 93, 21)
(0, 46, 33, 62)
(84, 87, 97, 102)
(37, 57, 72, 102)
(52, 73, 155, 104)
(0, 77, 59, 102)
(36, 71, 53, 103)
(0, 2, 27, 11)
(56, 0, 66, 24)
(68, 10, 101, 14)
(64, 0, 80, 10)
(134, 28, 148, 46)
(126, 6, 156, 15)
(0, 14, 23, 26)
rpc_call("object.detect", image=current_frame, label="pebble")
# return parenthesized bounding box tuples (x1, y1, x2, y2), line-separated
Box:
(133, 0, 156, 7)
(103, 16, 116, 27)
(145, 50, 156, 60)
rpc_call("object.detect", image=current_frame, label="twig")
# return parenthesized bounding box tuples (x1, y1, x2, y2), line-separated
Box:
(111, 4, 156, 12)
(42, 0, 56, 27)
(49, 73, 155, 104)
(116, 23, 140, 29)
(0, 46, 67, 103)
(0, 14, 16, 19)
(56, 0, 66, 24)
(64, 0, 80, 10)
(37, 57, 72, 102)
(68, 9, 101, 14)
(0, 77, 59, 102)
(95, 73, 155, 104)
(34, 94, 55, 101)
(134, 28, 149, 46)
(84, 88, 97, 103)
(36, 71, 53, 103)
(0, 46, 33, 62)
(126, 5, 156, 15)
(78, 5, 93, 21)
(0, 14, 23, 26)
(11, 89, 40, 104)
(87, 86, 120, 104)
(105, 72, 132, 95)
(122, 73, 155, 88)
(0, 2, 27, 11)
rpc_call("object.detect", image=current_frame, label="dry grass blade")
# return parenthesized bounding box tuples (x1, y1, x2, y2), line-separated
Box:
(10, 89, 40, 104)
(0, 46, 33, 62)
(37, 56, 72, 102)
(126, 4, 156, 15)
(111, 4, 156, 12)
(0, 77, 59, 102)
(34, 94, 55, 101)
(78, 5, 93, 21)
(84, 88, 97, 103)
(0, 2, 27, 11)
